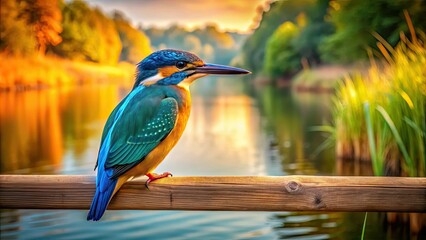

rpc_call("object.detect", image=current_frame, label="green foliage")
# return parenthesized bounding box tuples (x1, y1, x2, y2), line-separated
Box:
(113, 12, 151, 64)
(258, 0, 333, 77)
(320, 0, 426, 63)
(264, 22, 301, 77)
(244, 0, 426, 77)
(52, 0, 121, 64)
(241, 0, 316, 72)
(293, 0, 334, 65)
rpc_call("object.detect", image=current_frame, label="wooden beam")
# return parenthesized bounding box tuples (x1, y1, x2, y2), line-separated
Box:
(1, 175, 425, 212)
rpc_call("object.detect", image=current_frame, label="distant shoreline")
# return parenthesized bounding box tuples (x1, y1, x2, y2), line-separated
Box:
(0, 54, 135, 92)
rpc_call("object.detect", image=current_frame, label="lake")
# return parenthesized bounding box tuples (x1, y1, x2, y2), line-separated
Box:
(0, 77, 407, 239)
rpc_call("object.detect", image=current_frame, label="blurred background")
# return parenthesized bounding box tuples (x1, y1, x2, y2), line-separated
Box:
(1, 0, 425, 239)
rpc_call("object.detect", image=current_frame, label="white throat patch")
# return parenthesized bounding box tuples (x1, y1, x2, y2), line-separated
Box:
(178, 73, 208, 90)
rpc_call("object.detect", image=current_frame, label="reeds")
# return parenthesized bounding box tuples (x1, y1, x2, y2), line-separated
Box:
(333, 33, 425, 177)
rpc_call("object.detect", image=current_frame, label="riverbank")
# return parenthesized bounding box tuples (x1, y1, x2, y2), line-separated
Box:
(0, 54, 135, 91)
(253, 63, 368, 93)
(291, 63, 368, 93)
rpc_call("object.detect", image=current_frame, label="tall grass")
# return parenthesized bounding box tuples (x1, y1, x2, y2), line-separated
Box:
(361, 212, 368, 240)
(333, 33, 426, 177)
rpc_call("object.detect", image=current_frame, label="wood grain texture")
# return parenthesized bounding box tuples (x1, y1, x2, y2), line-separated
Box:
(1, 175, 425, 212)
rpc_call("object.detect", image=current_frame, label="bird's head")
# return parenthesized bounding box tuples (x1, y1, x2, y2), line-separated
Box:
(134, 49, 250, 89)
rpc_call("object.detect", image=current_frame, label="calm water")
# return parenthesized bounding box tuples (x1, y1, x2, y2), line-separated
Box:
(0, 78, 408, 239)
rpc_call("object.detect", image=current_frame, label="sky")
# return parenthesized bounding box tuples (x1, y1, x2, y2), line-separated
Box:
(87, 0, 268, 32)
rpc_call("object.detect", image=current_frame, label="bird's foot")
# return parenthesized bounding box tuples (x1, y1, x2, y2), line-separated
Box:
(145, 172, 173, 189)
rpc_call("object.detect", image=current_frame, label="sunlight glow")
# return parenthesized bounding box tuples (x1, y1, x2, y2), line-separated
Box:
(88, 0, 267, 33)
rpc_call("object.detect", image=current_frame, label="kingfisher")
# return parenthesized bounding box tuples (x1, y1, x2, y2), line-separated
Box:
(87, 49, 250, 221)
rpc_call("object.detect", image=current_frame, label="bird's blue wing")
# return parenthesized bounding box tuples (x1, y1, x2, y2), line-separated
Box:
(101, 95, 178, 179)
(94, 100, 125, 170)
(89, 88, 179, 221)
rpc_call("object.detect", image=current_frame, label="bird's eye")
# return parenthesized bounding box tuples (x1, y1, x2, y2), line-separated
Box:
(175, 61, 187, 69)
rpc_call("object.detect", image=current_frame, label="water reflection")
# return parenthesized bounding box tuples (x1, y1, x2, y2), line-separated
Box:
(271, 212, 343, 239)
(1, 90, 63, 173)
(0, 85, 120, 174)
(161, 93, 266, 176)
(258, 86, 335, 176)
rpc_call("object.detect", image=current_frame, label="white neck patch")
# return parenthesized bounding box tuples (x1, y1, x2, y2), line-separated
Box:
(140, 71, 208, 89)
(140, 72, 164, 86)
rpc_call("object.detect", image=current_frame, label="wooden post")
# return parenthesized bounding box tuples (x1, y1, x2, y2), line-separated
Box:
(0, 175, 425, 212)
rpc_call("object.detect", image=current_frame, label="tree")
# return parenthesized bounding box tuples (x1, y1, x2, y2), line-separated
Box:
(1, 0, 62, 55)
(183, 35, 202, 53)
(23, 0, 62, 55)
(194, 24, 235, 49)
(113, 11, 151, 64)
(144, 23, 243, 64)
(264, 22, 301, 77)
(0, 0, 36, 55)
(292, 0, 334, 65)
(53, 0, 121, 64)
(320, 0, 426, 63)
(143, 27, 165, 48)
(241, 0, 315, 72)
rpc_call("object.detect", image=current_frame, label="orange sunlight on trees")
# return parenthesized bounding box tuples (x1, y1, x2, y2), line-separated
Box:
(28, 0, 63, 54)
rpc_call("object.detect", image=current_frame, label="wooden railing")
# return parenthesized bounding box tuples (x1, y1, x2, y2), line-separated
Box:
(1, 175, 425, 212)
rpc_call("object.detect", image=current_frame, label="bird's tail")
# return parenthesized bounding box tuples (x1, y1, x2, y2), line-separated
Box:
(87, 178, 117, 221)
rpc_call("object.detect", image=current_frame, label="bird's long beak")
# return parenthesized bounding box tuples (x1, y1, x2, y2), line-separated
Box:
(194, 63, 251, 75)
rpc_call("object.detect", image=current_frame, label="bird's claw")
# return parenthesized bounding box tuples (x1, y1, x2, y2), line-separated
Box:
(145, 172, 173, 190)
